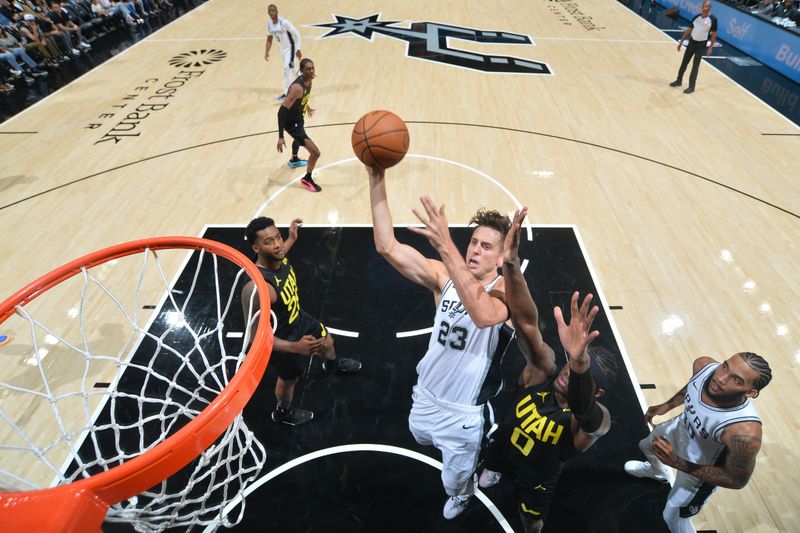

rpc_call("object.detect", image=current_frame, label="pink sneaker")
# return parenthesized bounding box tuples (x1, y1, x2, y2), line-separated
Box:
(300, 176, 321, 192)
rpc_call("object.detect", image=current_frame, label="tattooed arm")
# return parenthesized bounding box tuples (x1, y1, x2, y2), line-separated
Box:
(652, 421, 762, 489)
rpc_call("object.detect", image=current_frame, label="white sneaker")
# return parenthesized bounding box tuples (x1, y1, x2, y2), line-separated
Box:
(79, 42, 91, 50)
(624, 460, 672, 483)
(443, 494, 471, 519)
(71, 48, 81, 55)
(478, 469, 501, 489)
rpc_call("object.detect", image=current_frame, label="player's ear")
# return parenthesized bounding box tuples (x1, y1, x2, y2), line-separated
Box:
(251, 242, 259, 255)
(745, 388, 759, 399)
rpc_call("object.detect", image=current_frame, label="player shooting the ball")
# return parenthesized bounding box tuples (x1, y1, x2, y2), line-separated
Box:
(367, 164, 513, 519)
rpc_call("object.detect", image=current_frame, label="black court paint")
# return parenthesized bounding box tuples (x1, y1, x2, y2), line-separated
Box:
(91, 226, 673, 533)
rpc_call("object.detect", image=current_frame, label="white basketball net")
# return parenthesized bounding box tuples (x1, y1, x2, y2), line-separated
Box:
(0, 245, 268, 532)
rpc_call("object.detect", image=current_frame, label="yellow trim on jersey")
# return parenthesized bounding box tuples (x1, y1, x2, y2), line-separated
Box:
(520, 503, 541, 516)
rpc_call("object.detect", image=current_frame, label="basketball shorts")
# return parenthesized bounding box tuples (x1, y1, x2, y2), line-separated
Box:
(643, 415, 718, 519)
(271, 310, 327, 380)
(285, 120, 309, 146)
(409, 385, 492, 496)
(482, 424, 559, 521)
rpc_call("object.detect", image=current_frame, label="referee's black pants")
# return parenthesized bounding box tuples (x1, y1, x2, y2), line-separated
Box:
(676, 39, 706, 89)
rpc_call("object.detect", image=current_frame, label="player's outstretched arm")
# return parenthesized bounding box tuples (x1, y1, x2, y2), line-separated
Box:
(408, 196, 508, 327)
(367, 166, 444, 292)
(502, 208, 556, 380)
(555, 292, 610, 450)
(554, 292, 599, 372)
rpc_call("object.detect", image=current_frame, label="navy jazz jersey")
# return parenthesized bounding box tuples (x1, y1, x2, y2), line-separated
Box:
(501, 379, 577, 485)
(257, 258, 300, 339)
(287, 75, 311, 123)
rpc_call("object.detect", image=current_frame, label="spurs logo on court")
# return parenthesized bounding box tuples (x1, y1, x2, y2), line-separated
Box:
(168, 49, 227, 68)
(313, 14, 552, 75)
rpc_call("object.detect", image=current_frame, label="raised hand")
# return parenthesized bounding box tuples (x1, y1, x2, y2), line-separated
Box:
(288, 218, 303, 241)
(365, 164, 385, 182)
(502, 207, 528, 265)
(408, 196, 452, 254)
(553, 291, 600, 363)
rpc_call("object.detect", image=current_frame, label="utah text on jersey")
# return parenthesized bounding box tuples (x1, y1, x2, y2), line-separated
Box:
(279, 260, 300, 324)
(512, 393, 566, 456)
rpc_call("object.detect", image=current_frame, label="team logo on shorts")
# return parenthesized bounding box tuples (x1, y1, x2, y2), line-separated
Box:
(168, 49, 227, 68)
(313, 14, 551, 75)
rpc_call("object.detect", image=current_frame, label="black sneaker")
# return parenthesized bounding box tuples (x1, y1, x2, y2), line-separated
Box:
(683, 87, 694, 94)
(322, 357, 362, 374)
(669, 80, 681, 87)
(300, 176, 322, 192)
(271, 407, 314, 426)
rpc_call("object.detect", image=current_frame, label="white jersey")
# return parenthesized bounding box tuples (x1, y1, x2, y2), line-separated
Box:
(267, 16, 301, 55)
(416, 276, 505, 406)
(680, 362, 761, 465)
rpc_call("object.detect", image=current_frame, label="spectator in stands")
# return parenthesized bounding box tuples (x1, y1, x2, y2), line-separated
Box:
(0, 1, 20, 24)
(775, 0, 798, 20)
(19, 12, 70, 63)
(34, 9, 80, 56)
(13, 13, 62, 67)
(10, 1, 37, 15)
(0, 23, 46, 77)
(59, 0, 105, 39)
(48, 2, 91, 50)
(752, 0, 776, 16)
(0, 60, 16, 93)
(93, 0, 142, 26)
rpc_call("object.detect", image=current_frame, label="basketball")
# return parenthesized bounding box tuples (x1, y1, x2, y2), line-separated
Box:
(351, 110, 410, 169)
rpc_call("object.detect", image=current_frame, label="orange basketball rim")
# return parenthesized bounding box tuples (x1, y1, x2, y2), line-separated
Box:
(0, 237, 273, 532)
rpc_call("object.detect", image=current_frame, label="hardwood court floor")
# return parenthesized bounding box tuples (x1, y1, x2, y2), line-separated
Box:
(0, 1, 798, 531)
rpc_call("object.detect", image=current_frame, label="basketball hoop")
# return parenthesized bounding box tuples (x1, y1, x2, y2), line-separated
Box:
(0, 237, 273, 532)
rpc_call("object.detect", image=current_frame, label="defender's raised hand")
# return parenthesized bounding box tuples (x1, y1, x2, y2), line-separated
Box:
(502, 207, 528, 265)
(554, 291, 600, 363)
